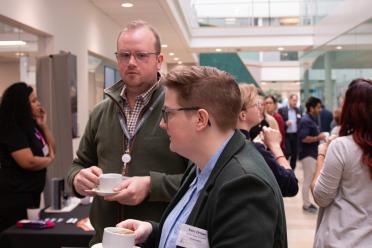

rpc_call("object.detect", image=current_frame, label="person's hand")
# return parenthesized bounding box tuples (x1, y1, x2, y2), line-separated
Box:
(286, 120, 292, 127)
(105, 176, 151, 205)
(116, 219, 153, 244)
(261, 126, 282, 150)
(47, 146, 55, 163)
(35, 107, 47, 128)
(73, 166, 102, 196)
(317, 132, 327, 142)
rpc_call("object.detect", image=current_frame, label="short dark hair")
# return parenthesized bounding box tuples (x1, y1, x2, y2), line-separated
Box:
(117, 20, 161, 53)
(305, 96, 321, 112)
(161, 66, 241, 131)
(289, 94, 298, 100)
(0, 82, 34, 132)
(264, 94, 277, 104)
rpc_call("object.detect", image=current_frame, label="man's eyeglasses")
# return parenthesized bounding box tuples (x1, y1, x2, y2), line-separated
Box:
(161, 106, 211, 126)
(115, 51, 159, 63)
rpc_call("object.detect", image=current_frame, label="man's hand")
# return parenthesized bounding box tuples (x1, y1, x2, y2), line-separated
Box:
(105, 176, 151, 205)
(73, 166, 102, 196)
(317, 133, 327, 142)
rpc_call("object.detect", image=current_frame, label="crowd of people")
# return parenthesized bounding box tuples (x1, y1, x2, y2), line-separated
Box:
(0, 20, 371, 248)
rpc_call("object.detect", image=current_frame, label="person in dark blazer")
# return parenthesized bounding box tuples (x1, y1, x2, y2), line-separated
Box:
(278, 94, 302, 170)
(117, 66, 287, 248)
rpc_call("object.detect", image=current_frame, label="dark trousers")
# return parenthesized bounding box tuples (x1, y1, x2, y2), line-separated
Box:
(284, 133, 298, 170)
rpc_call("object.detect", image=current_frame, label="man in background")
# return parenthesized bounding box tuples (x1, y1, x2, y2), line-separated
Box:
(278, 94, 302, 170)
(298, 96, 326, 213)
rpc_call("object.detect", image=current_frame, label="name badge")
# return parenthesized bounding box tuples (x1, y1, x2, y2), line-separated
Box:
(176, 224, 210, 248)
(42, 145, 49, 156)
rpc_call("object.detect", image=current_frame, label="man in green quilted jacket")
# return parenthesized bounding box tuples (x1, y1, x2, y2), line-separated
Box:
(67, 20, 188, 246)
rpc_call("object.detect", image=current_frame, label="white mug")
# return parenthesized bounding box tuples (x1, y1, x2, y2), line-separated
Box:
(27, 208, 41, 220)
(98, 173, 124, 192)
(102, 227, 135, 248)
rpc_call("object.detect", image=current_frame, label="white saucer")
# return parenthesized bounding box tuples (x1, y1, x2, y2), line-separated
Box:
(92, 243, 139, 248)
(85, 188, 118, 197)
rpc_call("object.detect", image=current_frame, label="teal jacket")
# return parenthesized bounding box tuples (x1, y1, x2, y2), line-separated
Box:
(67, 80, 188, 245)
(147, 130, 287, 247)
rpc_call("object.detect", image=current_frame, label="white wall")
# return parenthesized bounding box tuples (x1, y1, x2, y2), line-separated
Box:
(0, 0, 121, 135)
(314, 0, 372, 48)
(0, 61, 19, 94)
(260, 62, 300, 82)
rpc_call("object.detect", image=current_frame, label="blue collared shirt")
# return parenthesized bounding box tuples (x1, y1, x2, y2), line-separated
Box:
(287, 107, 297, 133)
(158, 133, 234, 248)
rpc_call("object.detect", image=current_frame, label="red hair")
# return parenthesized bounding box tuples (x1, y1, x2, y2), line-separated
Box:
(339, 78, 372, 177)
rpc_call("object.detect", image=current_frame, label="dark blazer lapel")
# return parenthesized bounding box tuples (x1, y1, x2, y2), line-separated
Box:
(186, 130, 246, 224)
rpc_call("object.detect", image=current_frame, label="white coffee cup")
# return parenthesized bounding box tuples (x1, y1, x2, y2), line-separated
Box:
(98, 173, 124, 192)
(27, 208, 41, 220)
(102, 227, 135, 248)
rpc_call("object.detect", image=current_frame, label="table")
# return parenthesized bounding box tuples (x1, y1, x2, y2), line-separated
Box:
(0, 203, 94, 248)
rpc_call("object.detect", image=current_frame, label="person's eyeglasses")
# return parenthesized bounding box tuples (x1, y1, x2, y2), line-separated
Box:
(161, 106, 211, 126)
(264, 101, 274, 105)
(115, 51, 159, 63)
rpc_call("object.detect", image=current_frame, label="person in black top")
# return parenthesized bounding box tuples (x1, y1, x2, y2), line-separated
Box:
(238, 84, 298, 197)
(0, 82, 56, 232)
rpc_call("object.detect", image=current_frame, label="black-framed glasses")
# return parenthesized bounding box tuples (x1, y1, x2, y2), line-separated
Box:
(115, 51, 159, 63)
(161, 106, 211, 126)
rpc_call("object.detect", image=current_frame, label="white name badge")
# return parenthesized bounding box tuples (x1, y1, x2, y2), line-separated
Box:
(42, 145, 49, 156)
(176, 224, 210, 248)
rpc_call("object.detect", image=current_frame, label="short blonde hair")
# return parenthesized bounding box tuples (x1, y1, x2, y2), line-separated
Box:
(239, 84, 258, 110)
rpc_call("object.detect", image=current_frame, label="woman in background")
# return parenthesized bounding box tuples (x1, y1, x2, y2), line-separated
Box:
(0, 82, 55, 232)
(249, 95, 279, 141)
(264, 95, 286, 150)
(311, 78, 372, 247)
(238, 84, 298, 197)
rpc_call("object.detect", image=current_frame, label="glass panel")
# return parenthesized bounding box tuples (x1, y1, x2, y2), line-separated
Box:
(300, 17, 372, 110)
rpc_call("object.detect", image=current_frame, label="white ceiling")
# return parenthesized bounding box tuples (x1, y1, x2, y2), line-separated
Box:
(90, 0, 196, 64)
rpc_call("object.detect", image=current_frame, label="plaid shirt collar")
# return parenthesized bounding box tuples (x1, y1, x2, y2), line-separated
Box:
(120, 79, 160, 105)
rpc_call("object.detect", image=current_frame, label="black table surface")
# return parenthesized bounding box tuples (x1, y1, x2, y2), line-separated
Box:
(0, 203, 94, 248)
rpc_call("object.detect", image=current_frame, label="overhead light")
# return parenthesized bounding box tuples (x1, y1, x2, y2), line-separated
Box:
(121, 2, 133, 8)
(280, 17, 299, 25)
(277, 47, 284, 51)
(0, 40, 26, 46)
(15, 52, 26, 56)
(215, 48, 222, 52)
(161, 44, 168, 48)
(174, 57, 179, 61)
(169, 52, 175, 56)
(177, 61, 183, 65)
(336, 46, 343, 50)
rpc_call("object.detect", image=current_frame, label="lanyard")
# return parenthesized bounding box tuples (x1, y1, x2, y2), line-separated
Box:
(116, 88, 164, 175)
(117, 87, 165, 149)
(34, 128, 46, 146)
